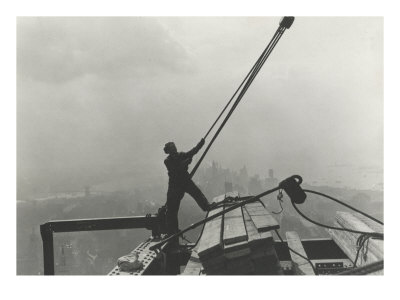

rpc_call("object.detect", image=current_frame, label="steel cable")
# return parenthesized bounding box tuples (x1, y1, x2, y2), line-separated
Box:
(303, 189, 383, 226)
(190, 27, 286, 178)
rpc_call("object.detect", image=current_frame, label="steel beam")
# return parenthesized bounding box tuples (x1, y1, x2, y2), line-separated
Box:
(40, 223, 54, 275)
(46, 215, 157, 232)
(40, 215, 159, 275)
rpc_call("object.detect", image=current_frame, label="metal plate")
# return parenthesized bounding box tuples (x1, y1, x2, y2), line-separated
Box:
(108, 238, 164, 276)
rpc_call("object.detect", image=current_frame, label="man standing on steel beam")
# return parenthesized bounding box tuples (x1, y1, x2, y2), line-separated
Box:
(163, 139, 216, 239)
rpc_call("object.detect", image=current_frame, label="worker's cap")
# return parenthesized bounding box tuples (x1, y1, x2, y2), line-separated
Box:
(163, 142, 176, 154)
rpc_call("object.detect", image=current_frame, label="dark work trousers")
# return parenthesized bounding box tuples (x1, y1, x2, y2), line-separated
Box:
(166, 178, 209, 235)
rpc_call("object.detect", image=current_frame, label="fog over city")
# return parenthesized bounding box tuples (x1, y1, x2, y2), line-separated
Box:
(16, 16, 384, 276)
(17, 17, 382, 197)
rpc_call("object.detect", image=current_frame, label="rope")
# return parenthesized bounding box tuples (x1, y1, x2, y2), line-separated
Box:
(272, 189, 284, 214)
(303, 189, 383, 225)
(202, 27, 283, 140)
(283, 185, 384, 274)
(336, 260, 383, 275)
(353, 234, 373, 267)
(190, 24, 288, 178)
(203, 54, 263, 139)
(291, 201, 384, 239)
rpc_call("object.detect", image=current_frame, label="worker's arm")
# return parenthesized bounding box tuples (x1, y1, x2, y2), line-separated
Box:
(184, 138, 205, 158)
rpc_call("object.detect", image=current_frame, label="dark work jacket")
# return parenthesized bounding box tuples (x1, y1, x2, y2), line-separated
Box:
(164, 142, 203, 185)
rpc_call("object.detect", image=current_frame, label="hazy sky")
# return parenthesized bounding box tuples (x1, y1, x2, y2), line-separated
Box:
(17, 17, 383, 192)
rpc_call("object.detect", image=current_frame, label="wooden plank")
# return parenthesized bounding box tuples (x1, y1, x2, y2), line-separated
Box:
(335, 212, 383, 259)
(336, 211, 375, 233)
(330, 225, 383, 261)
(224, 240, 251, 260)
(328, 212, 383, 273)
(197, 207, 223, 258)
(223, 205, 247, 245)
(183, 265, 201, 275)
(355, 213, 383, 233)
(181, 251, 202, 275)
(245, 205, 279, 232)
(328, 228, 382, 274)
(286, 231, 315, 275)
(244, 202, 269, 216)
(243, 208, 273, 248)
(245, 201, 265, 208)
(249, 215, 279, 232)
(243, 208, 280, 273)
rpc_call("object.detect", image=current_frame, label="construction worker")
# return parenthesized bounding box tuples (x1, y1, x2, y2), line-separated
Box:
(163, 139, 215, 236)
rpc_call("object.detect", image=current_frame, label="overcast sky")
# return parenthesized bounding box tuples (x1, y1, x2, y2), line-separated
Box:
(17, 17, 383, 192)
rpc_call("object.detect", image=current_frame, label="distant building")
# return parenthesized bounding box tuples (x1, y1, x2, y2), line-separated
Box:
(57, 243, 77, 275)
(249, 174, 263, 195)
(265, 169, 278, 189)
(24, 227, 41, 274)
(239, 166, 249, 192)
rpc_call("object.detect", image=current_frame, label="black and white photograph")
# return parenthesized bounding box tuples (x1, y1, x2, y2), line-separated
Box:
(5, 0, 399, 298)
(16, 15, 384, 277)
